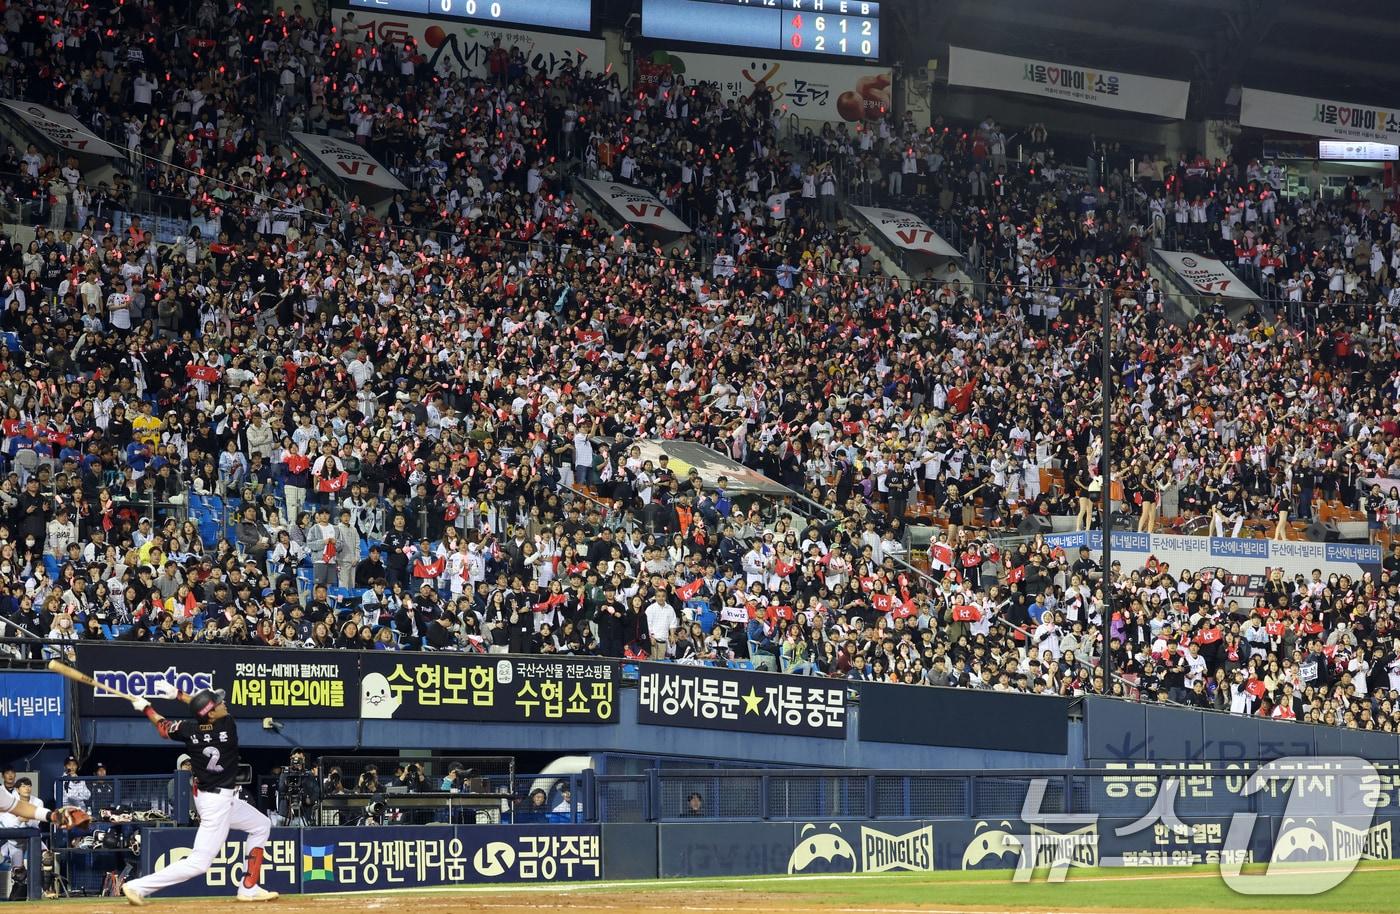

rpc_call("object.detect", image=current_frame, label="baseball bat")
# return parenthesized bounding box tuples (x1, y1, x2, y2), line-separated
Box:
(47, 660, 141, 702)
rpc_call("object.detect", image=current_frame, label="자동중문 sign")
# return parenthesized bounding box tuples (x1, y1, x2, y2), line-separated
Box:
(637, 663, 847, 739)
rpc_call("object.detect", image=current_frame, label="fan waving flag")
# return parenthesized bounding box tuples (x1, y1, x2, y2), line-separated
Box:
(871, 592, 896, 614)
(952, 604, 982, 622)
(775, 558, 796, 577)
(413, 557, 445, 579)
(676, 578, 704, 601)
(1007, 565, 1026, 584)
(894, 597, 918, 619)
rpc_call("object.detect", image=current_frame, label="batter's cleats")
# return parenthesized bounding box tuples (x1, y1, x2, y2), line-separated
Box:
(237, 885, 280, 902)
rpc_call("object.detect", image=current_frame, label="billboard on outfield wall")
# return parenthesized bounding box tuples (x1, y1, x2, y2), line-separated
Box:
(72, 644, 620, 724)
(142, 825, 601, 896)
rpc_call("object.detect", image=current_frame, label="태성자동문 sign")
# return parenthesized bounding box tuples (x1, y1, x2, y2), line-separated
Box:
(851, 205, 961, 259)
(358, 653, 618, 723)
(1240, 87, 1400, 145)
(1155, 250, 1262, 300)
(72, 643, 356, 719)
(0, 672, 67, 741)
(946, 47, 1189, 120)
(580, 180, 691, 233)
(637, 662, 847, 739)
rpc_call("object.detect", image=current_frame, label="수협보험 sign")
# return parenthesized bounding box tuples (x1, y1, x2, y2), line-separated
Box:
(637, 663, 847, 739)
(358, 654, 619, 723)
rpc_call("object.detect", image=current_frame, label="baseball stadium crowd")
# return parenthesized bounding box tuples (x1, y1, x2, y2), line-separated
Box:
(0, 0, 1399, 737)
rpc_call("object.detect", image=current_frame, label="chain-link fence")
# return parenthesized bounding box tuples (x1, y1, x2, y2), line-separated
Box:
(53, 774, 189, 823)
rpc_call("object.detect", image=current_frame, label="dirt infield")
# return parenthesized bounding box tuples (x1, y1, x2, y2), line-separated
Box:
(18, 885, 1369, 914)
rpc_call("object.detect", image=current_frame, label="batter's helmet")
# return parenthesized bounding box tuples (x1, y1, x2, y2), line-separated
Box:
(190, 689, 226, 717)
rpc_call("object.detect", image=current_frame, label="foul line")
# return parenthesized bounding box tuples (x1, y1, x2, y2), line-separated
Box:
(306, 861, 1400, 899)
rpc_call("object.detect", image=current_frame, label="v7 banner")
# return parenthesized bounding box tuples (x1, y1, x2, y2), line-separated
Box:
(580, 179, 690, 233)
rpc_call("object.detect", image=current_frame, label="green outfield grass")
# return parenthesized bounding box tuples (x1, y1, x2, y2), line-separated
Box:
(675, 861, 1400, 912)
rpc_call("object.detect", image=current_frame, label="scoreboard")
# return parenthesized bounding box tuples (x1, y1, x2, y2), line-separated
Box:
(343, 0, 592, 33)
(642, 0, 881, 60)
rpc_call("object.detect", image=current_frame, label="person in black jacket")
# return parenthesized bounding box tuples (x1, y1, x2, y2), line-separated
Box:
(393, 598, 431, 649)
(381, 514, 412, 588)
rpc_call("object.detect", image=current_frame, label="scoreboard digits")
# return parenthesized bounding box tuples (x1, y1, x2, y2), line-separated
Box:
(642, 0, 881, 60)
(344, 0, 592, 33)
(786, 10, 876, 57)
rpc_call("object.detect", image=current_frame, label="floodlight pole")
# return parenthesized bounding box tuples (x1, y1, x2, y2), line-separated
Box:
(1100, 286, 1113, 688)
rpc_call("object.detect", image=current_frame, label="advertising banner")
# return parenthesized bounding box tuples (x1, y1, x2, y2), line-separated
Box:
(72, 644, 356, 719)
(1042, 532, 1381, 606)
(142, 825, 601, 897)
(579, 180, 690, 233)
(290, 132, 406, 192)
(0, 672, 66, 741)
(637, 663, 847, 739)
(350, 12, 605, 82)
(1155, 250, 1261, 300)
(1241, 87, 1400, 144)
(851, 205, 962, 258)
(946, 47, 1190, 119)
(645, 50, 892, 124)
(0, 99, 124, 158)
(358, 653, 618, 723)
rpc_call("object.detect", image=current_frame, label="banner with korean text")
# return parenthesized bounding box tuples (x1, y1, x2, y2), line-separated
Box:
(72, 644, 355, 719)
(0, 672, 66, 741)
(637, 662, 847, 739)
(647, 50, 892, 125)
(1042, 532, 1380, 605)
(1240, 87, 1400, 144)
(580, 180, 691, 233)
(852, 205, 962, 258)
(946, 47, 1189, 119)
(349, 12, 605, 83)
(358, 653, 618, 724)
(1155, 250, 1261, 300)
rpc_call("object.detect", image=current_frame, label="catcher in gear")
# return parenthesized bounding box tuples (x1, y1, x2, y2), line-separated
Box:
(121, 684, 278, 905)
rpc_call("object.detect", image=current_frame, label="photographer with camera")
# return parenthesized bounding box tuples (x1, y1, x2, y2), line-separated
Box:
(274, 749, 320, 827)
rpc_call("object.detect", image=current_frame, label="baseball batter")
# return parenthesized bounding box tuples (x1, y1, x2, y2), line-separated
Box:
(122, 683, 278, 905)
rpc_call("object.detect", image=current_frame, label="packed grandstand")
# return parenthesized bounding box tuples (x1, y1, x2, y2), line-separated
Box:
(1, 0, 1399, 737)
